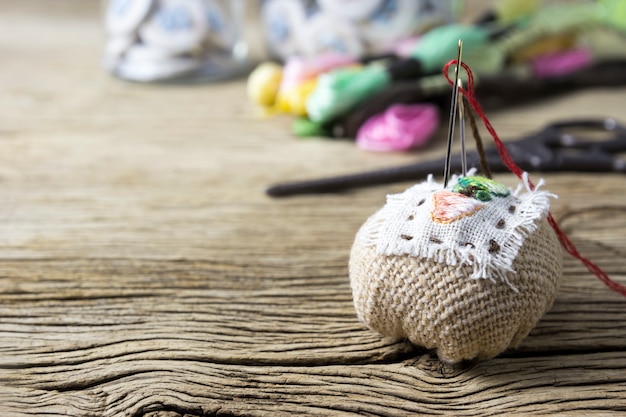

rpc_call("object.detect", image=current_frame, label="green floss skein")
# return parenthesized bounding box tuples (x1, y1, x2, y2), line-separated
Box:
(292, 117, 330, 137)
(533, 3, 602, 33)
(494, 0, 539, 24)
(496, 2, 604, 57)
(306, 65, 390, 124)
(306, 24, 489, 124)
(464, 47, 505, 75)
(599, 0, 626, 31)
(580, 27, 626, 60)
(410, 24, 489, 73)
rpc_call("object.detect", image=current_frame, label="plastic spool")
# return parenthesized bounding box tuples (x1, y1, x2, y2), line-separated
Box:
(103, 34, 136, 70)
(103, 0, 249, 82)
(261, 0, 308, 60)
(360, 0, 455, 52)
(203, 0, 237, 51)
(116, 55, 201, 81)
(105, 0, 154, 35)
(194, 54, 249, 79)
(358, 0, 418, 52)
(414, 0, 456, 31)
(299, 12, 364, 58)
(118, 50, 246, 82)
(124, 43, 180, 61)
(139, 0, 209, 55)
(317, 0, 384, 22)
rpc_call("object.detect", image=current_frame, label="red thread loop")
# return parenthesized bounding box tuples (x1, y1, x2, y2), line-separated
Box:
(443, 59, 626, 297)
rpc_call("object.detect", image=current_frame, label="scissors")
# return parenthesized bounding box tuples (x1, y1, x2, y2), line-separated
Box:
(266, 118, 626, 197)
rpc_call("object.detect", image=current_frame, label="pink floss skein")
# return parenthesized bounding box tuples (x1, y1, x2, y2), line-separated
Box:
(531, 47, 592, 79)
(279, 53, 356, 93)
(356, 103, 440, 152)
(393, 36, 421, 57)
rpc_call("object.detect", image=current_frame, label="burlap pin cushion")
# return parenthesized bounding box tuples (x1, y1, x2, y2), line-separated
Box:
(349, 172, 563, 363)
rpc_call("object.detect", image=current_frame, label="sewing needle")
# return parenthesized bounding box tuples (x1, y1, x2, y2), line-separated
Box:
(458, 79, 467, 177)
(443, 39, 463, 188)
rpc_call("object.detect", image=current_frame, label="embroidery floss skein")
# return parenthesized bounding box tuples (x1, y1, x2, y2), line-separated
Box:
(305, 24, 489, 123)
(355, 103, 440, 152)
(338, 58, 626, 138)
(248, 53, 395, 114)
(275, 78, 320, 117)
(531, 47, 592, 78)
(476, 0, 539, 25)
(247, 61, 283, 107)
(337, 6, 620, 138)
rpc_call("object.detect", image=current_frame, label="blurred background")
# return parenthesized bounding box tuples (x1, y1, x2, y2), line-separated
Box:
(103, 0, 626, 153)
(4, 0, 626, 155)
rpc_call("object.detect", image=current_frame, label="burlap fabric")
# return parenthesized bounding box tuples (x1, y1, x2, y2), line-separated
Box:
(350, 217, 562, 363)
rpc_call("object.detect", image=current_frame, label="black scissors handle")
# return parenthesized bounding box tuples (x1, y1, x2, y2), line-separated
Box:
(544, 118, 626, 149)
(266, 158, 444, 196)
(266, 118, 626, 197)
(266, 152, 501, 197)
(530, 118, 626, 172)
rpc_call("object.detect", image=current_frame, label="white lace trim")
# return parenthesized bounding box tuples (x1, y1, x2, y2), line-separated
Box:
(359, 172, 555, 291)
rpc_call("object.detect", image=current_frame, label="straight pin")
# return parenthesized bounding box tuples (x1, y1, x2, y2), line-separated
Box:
(458, 79, 467, 177)
(443, 39, 463, 188)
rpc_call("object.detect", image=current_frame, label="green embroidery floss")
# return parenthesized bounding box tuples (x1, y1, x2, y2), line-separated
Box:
(463, 47, 505, 76)
(599, 0, 626, 31)
(305, 24, 490, 125)
(493, 0, 540, 24)
(452, 176, 510, 202)
(494, 3, 604, 57)
(410, 24, 489, 73)
(292, 117, 331, 137)
(306, 65, 390, 123)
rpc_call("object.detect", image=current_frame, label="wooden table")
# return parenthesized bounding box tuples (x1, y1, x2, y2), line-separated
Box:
(1, 1, 626, 416)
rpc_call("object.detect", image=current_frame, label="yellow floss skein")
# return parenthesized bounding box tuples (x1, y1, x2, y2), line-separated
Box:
(247, 62, 283, 108)
(495, 0, 540, 23)
(274, 78, 318, 117)
(276, 63, 360, 116)
(511, 32, 578, 62)
(580, 27, 626, 60)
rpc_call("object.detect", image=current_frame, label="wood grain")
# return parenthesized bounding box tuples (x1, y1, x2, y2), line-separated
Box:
(1, 1, 626, 416)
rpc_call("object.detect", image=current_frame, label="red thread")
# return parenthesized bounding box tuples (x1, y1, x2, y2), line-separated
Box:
(443, 59, 626, 297)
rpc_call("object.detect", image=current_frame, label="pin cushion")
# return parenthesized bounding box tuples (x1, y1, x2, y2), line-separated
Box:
(349, 173, 563, 363)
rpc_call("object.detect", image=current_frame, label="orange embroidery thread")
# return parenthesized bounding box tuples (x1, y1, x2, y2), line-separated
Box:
(431, 191, 484, 224)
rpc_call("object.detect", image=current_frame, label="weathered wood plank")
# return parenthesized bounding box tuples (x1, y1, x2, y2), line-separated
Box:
(2, 353, 626, 416)
(1, 228, 625, 416)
